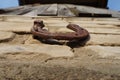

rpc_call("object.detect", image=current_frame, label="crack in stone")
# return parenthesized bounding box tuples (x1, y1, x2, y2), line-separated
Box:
(87, 44, 120, 47)
(44, 57, 73, 63)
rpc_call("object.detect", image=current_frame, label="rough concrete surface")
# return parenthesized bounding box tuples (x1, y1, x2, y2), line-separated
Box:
(0, 16, 120, 80)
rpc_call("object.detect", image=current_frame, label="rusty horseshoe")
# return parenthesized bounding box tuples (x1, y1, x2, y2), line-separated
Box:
(31, 20, 89, 41)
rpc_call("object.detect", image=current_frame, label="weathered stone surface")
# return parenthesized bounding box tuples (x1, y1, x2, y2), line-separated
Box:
(46, 23, 120, 34)
(0, 31, 15, 42)
(0, 22, 32, 33)
(74, 45, 120, 60)
(62, 17, 120, 22)
(74, 46, 120, 74)
(50, 26, 120, 34)
(86, 27, 120, 34)
(0, 44, 74, 57)
(66, 23, 119, 28)
(75, 45, 120, 59)
(87, 34, 120, 46)
(0, 61, 120, 80)
(88, 46, 120, 59)
(0, 16, 120, 79)
(66, 20, 120, 25)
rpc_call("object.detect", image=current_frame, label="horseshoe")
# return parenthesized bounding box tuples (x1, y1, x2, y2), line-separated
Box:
(31, 20, 89, 41)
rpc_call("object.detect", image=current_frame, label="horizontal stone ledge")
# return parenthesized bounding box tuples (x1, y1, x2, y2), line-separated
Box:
(86, 28, 120, 35)
(86, 34, 120, 46)
(47, 23, 120, 28)
(0, 44, 74, 57)
(65, 20, 120, 25)
(25, 34, 120, 46)
(0, 15, 119, 21)
(74, 45, 120, 59)
(63, 17, 120, 21)
(50, 27, 120, 35)
(0, 22, 32, 33)
(0, 21, 119, 35)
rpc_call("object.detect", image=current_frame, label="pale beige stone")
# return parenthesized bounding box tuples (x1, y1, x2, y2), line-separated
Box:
(0, 31, 15, 42)
(0, 44, 74, 57)
(56, 27, 120, 34)
(75, 45, 120, 59)
(87, 34, 120, 46)
(86, 27, 120, 34)
(88, 46, 120, 59)
(65, 20, 120, 25)
(0, 17, 120, 35)
(63, 17, 120, 21)
(47, 23, 120, 34)
(0, 22, 32, 33)
(74, 45, 120, 74)
(70, 23, 119, 28)
(0, 15, 33, 22)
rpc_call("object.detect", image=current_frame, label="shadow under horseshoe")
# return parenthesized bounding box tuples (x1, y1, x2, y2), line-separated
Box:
(33, 34, 90, 48)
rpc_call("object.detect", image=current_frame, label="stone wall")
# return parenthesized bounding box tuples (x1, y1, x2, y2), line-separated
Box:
(0, 15, 120, 80)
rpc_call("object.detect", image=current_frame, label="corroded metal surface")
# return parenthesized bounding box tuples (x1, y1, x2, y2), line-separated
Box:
(31, 20, 89, 41)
